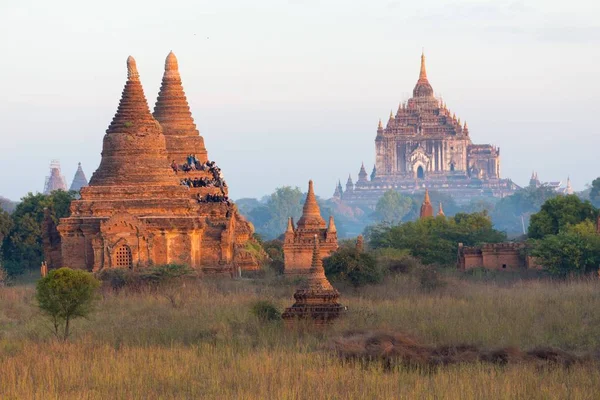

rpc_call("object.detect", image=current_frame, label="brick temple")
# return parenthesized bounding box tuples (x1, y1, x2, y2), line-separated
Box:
(336, 53, 518, 207)
(283, 180, 338, 275)
(46, 54, 259, 273)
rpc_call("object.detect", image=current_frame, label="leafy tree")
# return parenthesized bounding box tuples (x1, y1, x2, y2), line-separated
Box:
(528, 195, 597, 239)
(245, 186, 305, 239)
(323, 247, 383, 287)
(2, 191, 76, 274)
(368, 212, 505, 265)
(531, 221, 600, 277)
(589, 178, 600, 207)
(36, 267, 101, 340)
(374, 190, 413, 223)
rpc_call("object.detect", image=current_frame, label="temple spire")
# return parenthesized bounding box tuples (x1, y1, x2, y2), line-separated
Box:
(438, 202, 445, 217)
(286, 217, 294, 233)
(296, 180, 326, 229)
(420, 189, 433, 218)
(310, 235, 324, 273)
(153, 51, 207, 163)
(127, 56, 139, 81)
(378, 118, 383, 130)
(419, 51, 427, 81)
(327, 215, 337, 233)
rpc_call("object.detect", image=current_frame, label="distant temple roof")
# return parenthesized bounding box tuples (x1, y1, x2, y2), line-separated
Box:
(69, 162, 88, 192)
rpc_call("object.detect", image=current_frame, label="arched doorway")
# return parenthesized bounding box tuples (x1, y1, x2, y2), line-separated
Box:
(417, 166, 425, 179)
(115, 245, 133, 268)
(450, 163, 455, 172)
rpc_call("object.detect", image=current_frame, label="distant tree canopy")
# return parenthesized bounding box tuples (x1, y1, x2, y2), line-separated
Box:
(589, 177, 600, 207)
(245, 186, 305, 240)
(367, 212, 506, 265)
(1, 190, 76, 275)
(374, 190, 413, 223)
(323, 247, 383, 287)
(528, 195, 597, 239)
(490, 185, 558, 235)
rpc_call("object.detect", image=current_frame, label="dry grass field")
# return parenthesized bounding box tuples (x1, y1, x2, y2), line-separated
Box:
(1, 272, 599, 399)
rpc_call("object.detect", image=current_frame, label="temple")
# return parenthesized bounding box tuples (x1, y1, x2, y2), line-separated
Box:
(69, 163, 88, 192)
(337, 53, 518, 207)
(281, 236, 344, 323)
(419, 189, 433, 218)
(47, 54, 259, 273)
(283, 180, 338, 275)
(43, 160, 68, 194)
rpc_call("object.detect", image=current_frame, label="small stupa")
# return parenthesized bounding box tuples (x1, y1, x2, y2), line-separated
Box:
(281, 235, 344, 323)
(419, 189, 433, 218)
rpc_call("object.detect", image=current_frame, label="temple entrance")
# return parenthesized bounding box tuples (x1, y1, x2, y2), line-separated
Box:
(450, 163, 455, 172)
(115, 245, 133, 268)
(417, 166, 425, 179)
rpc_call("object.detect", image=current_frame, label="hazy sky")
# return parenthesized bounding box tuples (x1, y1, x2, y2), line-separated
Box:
(1, 0, 599, 201)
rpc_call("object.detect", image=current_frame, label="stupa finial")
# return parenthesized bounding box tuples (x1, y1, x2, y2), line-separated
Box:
(127, 56, 139, 81)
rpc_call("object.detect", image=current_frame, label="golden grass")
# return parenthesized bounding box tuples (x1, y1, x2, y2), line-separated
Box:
(0, 274, 599, 399)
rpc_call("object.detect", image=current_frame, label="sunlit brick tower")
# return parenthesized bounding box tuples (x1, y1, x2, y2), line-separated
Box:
(283, 180, 338, 275)
(49, 55, 259, 272)
(420, 189, 433, 218)
(282, 236, 344, 323)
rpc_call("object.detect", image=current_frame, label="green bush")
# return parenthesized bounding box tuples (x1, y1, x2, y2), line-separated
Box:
(97, 264, 194, 292)
(250, 300, 281, 322)
(371, 248, 422, 274)
(36, 267, 101, 340)
(418, 266, 447, 292)
(324, 248, 383, 287)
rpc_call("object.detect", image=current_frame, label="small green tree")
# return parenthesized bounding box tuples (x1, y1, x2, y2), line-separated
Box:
(531, 221, 600, 277)
(36, 267, 101, 340)
(528, 195, 597, 239)
(324, 248, 383, 287)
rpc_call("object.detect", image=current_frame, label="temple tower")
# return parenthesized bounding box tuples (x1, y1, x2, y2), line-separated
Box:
(281, 236, 344, 323)
(55, 56, 259, 273)
(420, 189, 433, 218)
(283, 180, 338, 275)
(153, 51, 208, 164)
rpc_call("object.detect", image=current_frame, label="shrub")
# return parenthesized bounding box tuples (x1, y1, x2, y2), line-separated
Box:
(324, 248, 383, 287)
(418, 266, 447, 292)
(372, 248, 422, 274)
(251, 300, 281, 322)
(36, 267, 101, 340)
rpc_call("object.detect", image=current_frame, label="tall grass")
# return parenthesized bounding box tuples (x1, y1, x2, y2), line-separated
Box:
(0, 274, 599, 398)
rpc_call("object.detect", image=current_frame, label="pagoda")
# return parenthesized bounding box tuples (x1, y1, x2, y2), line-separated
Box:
(283, 180, 338, 275)
(69, 162, 88, 192)
(419, 189, 433, 218)
(48, 55, 259, 273)
(281, 236, 344, 323)
(337, 53, 518, 207)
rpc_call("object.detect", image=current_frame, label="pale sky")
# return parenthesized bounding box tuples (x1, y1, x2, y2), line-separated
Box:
(1, 0, 599, 201)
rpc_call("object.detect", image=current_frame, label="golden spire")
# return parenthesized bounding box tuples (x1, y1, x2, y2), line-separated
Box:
(457, 117, 461, 126)
(389, 110, 395, 120)
(378, 118, 383, 129)
(286, 217, 294, 233)
(419, 51, 428, 81)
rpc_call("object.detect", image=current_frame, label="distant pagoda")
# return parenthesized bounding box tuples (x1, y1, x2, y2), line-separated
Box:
(43, 160, 68, 194)
(337, 53, 518, 207)
(69, 162, 88, 192)
(47, 54, 259, 273)
(281, 236, 344, 323)
(283, 180, 338, 275)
